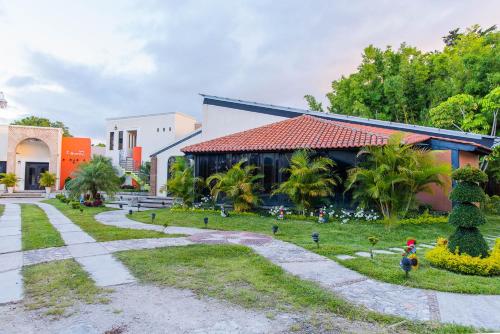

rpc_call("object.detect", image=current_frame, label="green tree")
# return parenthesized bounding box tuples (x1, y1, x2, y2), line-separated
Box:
(346, 134, 450, 219)
(480, 87, 500, 137)
(304, 95, 324, 112)
(273, 150, 339, 215)
(11, 116, 72, 137)
(164, 157, 200, 207)
(207, 160, 263, 212)
(448, 166, 489, 257)
(66, 156, 121, 199)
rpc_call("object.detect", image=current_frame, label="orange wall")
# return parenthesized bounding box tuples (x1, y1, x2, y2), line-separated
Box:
(60, 137, 91, 189)
(416, 150, 453, 212)
(459, 151, 479, 168)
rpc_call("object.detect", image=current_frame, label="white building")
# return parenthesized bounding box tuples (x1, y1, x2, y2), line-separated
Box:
(105, 112, 198, 173)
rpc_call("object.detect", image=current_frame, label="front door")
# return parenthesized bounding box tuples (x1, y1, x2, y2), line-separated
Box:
(25, 162, 49, 190)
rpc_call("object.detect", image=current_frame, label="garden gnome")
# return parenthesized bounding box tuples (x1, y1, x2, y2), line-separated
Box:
(221, 205, 229, 217)
(278, 206, 285, 220)
(318, 208, 327, 224)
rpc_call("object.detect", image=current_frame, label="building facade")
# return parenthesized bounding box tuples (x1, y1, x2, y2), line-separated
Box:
(150, 95, 499, 211)
(0, 124, 91, 191)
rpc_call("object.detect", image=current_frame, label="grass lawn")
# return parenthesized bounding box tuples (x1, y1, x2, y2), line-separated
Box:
(21, 204, 65, 251)
(44, 199, 176, 242)
(129, 208, 500, 294)
(23, 259, 110, 317)
(117, 244, 473, 334)
(0, 204, 4, 216)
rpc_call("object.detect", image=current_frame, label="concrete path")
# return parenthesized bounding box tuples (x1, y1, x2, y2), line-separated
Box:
(35, 203, 135, 287)
(0, 204, 23, 304)
(95, 210, 500, 330)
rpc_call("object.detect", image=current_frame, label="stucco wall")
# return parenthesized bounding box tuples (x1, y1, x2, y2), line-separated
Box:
(459, 151, 479, 168)
(0, 125, 8, 161)
(6, 125, 62, 190)
(416, 150, 453, 212)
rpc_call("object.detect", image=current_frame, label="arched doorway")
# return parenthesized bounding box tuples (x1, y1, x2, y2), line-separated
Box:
(15, 138, 50, 190)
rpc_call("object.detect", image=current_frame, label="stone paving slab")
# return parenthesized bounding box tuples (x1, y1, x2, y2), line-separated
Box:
(336, 254, 356, 260)
(388, 247, 405, 252)
(58, 231, 95, 245)
(55, 224, 86, 233)
(0, 226, 21, 237)
(95, 210, 165, 232)
(0, 269, 23, 303)
(0, 235, 22, 254)
(279, 260, 364, 287)
(76, 254, 135, 286)
(23, 247, 72, 266)
(0, 252, 23, 272)
(437, 292, 500, 330)
(372, 249, 396, 255)
(251, 240, 326, 263)
(354, 251, 371, 258)
(67, 243, 109, 258)
(100, 237, 194, 252)
(419, 244, 434, 249)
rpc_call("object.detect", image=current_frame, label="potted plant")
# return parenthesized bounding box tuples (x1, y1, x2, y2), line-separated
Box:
(0, 173, 20, 193)
(39, 171, 57, 195)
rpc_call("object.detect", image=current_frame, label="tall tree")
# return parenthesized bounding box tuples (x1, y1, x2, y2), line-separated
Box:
(12, 116, 72, 136)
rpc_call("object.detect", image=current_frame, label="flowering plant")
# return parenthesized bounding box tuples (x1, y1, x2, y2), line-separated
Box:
(329, 206, 380, 224)
(268, 206, 292, 219)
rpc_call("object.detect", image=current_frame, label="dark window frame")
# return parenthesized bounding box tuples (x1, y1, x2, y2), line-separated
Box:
(109, 132, 115, 151)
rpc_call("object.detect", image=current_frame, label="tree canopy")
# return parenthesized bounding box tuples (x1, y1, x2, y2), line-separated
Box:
(11, 116, 72, 137)
(305, 25, 499, 135)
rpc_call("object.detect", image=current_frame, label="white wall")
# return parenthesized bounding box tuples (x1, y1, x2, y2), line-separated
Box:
(154, 103, 290, 195)
(105, 113, 196, 166)
(201, 104, 287, 141)
(0, 125, 8, 161)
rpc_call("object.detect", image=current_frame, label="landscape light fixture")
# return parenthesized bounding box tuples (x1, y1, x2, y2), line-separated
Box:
(129, 209, 133, 215)
(272, 224, 279, 235)
(119, 203, 123, 209)
(312, 232, 320, 248)
(137, 203, 141, 212)
(204, 217, 208, 228)
(151, 212, 156, 223)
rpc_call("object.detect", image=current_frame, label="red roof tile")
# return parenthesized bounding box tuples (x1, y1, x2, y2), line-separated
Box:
(181, 115, 432, 153)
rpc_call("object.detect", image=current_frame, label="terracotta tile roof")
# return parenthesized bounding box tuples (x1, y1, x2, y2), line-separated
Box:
(181, 115, 433, 153)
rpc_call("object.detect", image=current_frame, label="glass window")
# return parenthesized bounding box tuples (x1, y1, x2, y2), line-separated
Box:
(0, 161, 6, 174)
(263, 155, 274, 192)
(109, 132, 115, 150)
(118, 131, 123, 150)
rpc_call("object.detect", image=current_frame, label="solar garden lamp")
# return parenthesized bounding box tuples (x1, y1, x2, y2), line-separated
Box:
(204, 217, 208, 228)
(312, 232, 320, 248)
(119, 203, 123, 209)
(272, 224, 279, 235)
(161, 201, 165, 207)
(129, 209, 133, 215)
(137, 203, 141, 212)
(368, 236, 379, 260)
(151, 212, 156, 223)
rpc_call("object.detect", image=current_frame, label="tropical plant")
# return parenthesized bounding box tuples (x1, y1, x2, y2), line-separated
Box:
(163, 156, 200, 207)
(11, 116, 72, 136)
(0, 173, 20, 188)
(207, 159, 263, 212)
(346, 134, 450, 219)
(38, 171, 56, 187)
(448, 166, 489, 257)
(65, 155, 121, 199)
(273, 150, 339, 215)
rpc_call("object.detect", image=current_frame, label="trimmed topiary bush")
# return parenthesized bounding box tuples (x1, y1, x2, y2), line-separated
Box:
(447, 166, 489, 258)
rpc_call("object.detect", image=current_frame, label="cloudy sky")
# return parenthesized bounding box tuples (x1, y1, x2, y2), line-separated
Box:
(0, 1, 498, 142)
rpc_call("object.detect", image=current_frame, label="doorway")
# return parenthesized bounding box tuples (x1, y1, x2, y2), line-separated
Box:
(24, 162, 49, 190)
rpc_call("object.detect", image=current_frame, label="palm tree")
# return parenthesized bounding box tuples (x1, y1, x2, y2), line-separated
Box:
(66, 155, 121, 199)
(273, 150, 339, 215)
(207, 159, 263, 212)
(346, 133, 450, 219)
(164, 156, 200, 207)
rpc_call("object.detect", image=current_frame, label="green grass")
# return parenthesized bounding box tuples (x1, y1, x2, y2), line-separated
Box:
(21, 204, 65, 251)
(44, 199, 176, 242)
(129, 208, 500, 294)
(117, 244, 474, 334)
(0, 204, 4, 217)
(23, 259, 110, 317)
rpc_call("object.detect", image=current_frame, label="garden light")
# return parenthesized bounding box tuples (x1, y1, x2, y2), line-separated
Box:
(119, 203, 123, 209)
(204, 217, 208, 228)
(129, 209, 133, 215)
(272, 224, 278, 235)
(137, 203, 141, 212)
(312, 232, 319, 248)
(151, 212, 156, 223)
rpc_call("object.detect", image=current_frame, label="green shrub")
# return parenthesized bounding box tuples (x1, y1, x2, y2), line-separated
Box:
(70, 201, 81, 210)
(449, 182, 486, 203)
(448, 204, 486, 228)
(426, 238, 500, 276)
(451, 165, 488, 183)
(448, 227, 490, 258)
(399, 214, 448, 225)
(484, 195, 500, 214)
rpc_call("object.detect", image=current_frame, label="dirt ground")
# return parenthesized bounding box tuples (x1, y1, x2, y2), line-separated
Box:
(0, 283, 388, 334)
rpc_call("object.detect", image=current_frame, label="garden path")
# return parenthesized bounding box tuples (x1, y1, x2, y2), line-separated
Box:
(1, 203, 499, 330)
(0, 204, 23, 303)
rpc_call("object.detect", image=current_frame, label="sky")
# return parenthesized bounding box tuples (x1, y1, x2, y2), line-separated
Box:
(0, 1, 499, 142)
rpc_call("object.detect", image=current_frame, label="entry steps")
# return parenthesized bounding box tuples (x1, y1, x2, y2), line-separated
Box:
(0, 191, 45, 198)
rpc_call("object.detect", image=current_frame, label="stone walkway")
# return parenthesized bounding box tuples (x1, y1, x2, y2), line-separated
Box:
(1, 204, 499, 330)
(0, 204, 23, 303)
